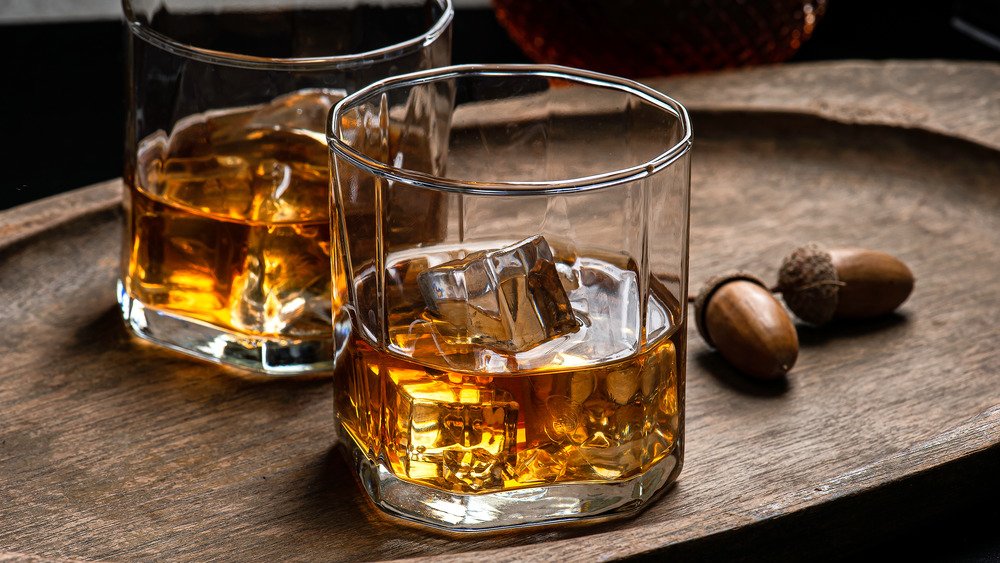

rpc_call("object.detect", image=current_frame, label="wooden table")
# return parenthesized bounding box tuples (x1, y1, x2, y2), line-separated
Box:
(2, 60, 1000, 562)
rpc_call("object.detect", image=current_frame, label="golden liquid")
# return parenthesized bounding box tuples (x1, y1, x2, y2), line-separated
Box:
(336, 250, 684, 493)
(123, 91, 339, 338)
(122, 88, 444, 339)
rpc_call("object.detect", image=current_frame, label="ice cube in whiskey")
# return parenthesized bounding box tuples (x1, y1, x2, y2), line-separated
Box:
(124, 88, 446, 346)
(389, 366, 518, 492)
(337, 342, 520, 492)
(336, 243, 684, 495)
(124, 89, 339, 339)
(416, 235, 579, 352)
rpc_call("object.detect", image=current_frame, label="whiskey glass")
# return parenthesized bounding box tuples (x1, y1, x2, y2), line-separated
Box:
(118, 0, 453, 375)
(328, 64, 692, 531)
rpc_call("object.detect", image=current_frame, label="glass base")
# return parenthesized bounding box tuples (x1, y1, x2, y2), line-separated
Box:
(117, 280, 347, 376)
(341, 433, 681, 533)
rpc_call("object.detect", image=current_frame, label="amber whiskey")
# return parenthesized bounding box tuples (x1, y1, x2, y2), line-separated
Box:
(123, 88, 444, 342)
(335, 245, 684, 493)
(123, 90, 341, 339)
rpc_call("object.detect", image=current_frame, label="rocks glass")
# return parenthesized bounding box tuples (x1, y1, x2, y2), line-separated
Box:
(328, 64, 692, 530)
(118, 0, 453, 375)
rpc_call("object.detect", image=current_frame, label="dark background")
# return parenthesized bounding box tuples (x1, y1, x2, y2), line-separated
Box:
(3, 0, 999, 211)
(2, 3, 1000, 558)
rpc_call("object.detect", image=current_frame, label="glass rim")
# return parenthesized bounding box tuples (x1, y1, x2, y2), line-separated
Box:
(121, 0, 454, 71)
(328, 64, 693, 196)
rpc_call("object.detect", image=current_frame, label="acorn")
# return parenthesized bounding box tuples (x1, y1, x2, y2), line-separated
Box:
(777, 243, 915, 325)
(695, 271, 799, 380)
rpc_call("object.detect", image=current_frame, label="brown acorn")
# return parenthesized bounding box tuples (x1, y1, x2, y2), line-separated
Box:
(695, 271, 799, 380)
(777, 243, 915, 324)
(775, 243, 841, 325)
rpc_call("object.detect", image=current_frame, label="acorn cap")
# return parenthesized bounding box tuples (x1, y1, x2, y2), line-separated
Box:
(777, 242, 841, 325)
(694, 270, 770, 349)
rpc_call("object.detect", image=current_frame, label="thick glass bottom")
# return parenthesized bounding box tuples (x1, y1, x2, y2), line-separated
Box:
(117, 280, 347, 376)
(342, 432, 682, 533)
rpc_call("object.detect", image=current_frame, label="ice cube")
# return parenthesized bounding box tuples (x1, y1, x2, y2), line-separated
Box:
(417, 235, 579, 352)
(606, 365, 641, 405)
(163, 89, 335, 163)
(647, 340, 680, 446)
(388, 372, 518, 492)
(160, 91, 333, 223)
(575, 424, 644, 480)
(511, 445, 573, 484)
(243, 88, 344, 135)
(229, 221, 332, 336)
(541, 394, 583, 443)
(570, 250, 641, 358)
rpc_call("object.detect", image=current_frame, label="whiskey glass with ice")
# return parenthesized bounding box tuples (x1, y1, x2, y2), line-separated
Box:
(328, 64, 692, 531)
(118, 0, 453, 374)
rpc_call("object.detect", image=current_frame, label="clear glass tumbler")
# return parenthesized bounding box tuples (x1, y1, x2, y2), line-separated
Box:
(328, 64, 692, 531)
(119, 0, 453, 375)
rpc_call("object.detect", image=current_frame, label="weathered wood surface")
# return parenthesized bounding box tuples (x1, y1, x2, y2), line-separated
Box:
(648, 59, 1000, 152)
(1, 61, 999, 562)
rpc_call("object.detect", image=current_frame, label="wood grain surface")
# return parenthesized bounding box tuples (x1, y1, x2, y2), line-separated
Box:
(2, 61, 999, 562)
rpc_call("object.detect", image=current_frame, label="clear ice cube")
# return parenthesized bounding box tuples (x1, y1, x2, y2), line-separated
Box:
(163, 89, 337, 222)
(388, 372, 518, 492)
(229, 221, 333, 336)
(243, 88, 344, 135)
(416, 235, 579, 353)
(201, 88, 343, 148)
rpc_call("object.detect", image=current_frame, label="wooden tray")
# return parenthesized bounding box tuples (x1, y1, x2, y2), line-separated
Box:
(3, 61, 1000, 562)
